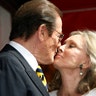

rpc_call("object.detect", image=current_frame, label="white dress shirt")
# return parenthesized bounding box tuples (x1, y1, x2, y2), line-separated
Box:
(9, 41, 38, 71)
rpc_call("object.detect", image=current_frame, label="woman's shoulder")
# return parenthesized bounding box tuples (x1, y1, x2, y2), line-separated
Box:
(49, 90, 58, 96)
(82, 88, 96, 96)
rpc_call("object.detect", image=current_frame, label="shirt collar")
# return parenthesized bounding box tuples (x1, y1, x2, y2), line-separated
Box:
(9, 41, 38, 71)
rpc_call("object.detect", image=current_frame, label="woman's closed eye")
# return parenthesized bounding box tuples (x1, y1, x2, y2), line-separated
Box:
(69, 44, 76, 48)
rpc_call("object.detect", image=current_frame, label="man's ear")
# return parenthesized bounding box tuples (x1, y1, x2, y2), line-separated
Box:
(37, 24, 48, 41)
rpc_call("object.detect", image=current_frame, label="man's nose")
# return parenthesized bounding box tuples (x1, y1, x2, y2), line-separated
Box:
(58, 41, 61, 46)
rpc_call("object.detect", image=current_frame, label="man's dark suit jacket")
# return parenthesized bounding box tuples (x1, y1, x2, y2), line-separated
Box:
(0, 44, 49, 96)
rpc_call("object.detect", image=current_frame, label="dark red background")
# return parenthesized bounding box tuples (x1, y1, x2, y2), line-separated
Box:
(62, 10, 96, 40)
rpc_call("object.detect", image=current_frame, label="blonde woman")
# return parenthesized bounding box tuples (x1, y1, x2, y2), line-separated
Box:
(49, 30, 96, 96)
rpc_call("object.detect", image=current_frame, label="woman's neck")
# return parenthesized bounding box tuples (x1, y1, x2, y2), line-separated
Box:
(57, 69, 82, 96)
(57, 86, 81, 96)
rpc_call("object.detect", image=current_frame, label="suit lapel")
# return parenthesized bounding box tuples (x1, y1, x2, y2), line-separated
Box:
(1, 44, 49, 96)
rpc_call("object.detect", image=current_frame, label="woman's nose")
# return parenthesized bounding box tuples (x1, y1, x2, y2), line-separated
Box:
(58, 45, 65, 52)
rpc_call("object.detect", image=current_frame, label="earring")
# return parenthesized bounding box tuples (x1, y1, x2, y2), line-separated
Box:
(80, 64, 83, 76)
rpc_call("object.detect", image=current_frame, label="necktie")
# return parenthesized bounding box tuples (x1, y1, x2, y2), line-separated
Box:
(36, 65, 48, 91)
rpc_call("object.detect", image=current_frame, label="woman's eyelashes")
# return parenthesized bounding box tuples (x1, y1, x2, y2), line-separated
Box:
(63, 40, 76, 48)
(68, 43, 76, 48)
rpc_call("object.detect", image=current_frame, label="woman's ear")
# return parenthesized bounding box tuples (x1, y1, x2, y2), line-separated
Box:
(83, 58, 91, 69)
(37, 24, 48, 41)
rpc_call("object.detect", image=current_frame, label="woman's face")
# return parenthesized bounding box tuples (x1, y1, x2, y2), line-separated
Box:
(54, 34, 89, 70)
